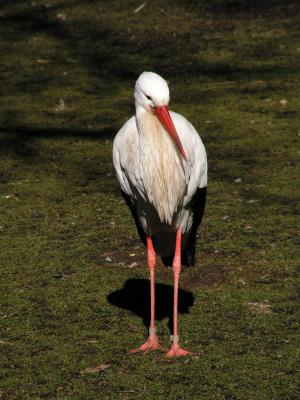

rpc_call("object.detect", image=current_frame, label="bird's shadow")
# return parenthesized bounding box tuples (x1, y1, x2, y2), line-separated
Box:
(107, 278, 194, 333)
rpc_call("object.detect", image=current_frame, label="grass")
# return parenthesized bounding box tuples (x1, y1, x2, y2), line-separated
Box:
(0, 0, 299, 399)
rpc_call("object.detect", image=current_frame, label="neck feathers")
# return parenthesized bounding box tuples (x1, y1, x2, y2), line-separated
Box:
(136, 111, 186, 224)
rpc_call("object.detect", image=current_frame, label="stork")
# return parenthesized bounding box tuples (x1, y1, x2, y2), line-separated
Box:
(113, 72, 207, 357)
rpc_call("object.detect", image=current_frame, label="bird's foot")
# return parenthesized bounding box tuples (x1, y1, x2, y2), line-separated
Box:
(130, 335, 163, 354)
(166, 336, 190, 357)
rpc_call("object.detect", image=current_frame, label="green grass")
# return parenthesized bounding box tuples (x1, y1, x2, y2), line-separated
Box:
(0, 1, 299, 399)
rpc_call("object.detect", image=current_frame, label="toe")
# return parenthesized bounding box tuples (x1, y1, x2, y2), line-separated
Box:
(129, 336, 162, 354)
(166, 344, 191, 357)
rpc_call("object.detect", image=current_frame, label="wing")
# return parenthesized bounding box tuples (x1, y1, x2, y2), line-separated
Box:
(121, 189, 147, 246)
(113, 116, 139, 200)
(170, 111, 207, 206)
(113, 116, 147, 244)
(170, 111, 208, 266)
(182, 187, 207, 266)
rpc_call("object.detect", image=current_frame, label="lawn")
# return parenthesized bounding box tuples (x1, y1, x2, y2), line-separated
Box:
(0, 1, 299, 399)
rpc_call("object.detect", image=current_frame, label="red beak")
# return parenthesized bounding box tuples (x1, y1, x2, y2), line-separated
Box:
(154, 106, 187, 161)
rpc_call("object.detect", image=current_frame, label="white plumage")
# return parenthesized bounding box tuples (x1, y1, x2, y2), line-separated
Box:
(113, 72, 207, 258)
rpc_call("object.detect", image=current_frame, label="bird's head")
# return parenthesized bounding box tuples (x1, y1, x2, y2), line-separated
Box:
(134, 71, 187, 160)
(134, 71, 170, 111)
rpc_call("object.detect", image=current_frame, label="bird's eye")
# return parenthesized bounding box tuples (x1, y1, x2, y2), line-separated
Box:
(146, 95, 152, 101)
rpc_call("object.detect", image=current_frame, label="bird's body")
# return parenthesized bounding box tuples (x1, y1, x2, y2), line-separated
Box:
(113, 72, 207, 356)
(114, 110, 207, 262)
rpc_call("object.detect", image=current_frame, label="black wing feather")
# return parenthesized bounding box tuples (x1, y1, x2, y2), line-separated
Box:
(182, 186, 207, 267)
(121, 190, 146, 246)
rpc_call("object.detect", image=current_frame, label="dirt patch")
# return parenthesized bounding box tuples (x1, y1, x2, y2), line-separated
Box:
(96, 240, 229, 288)
(180, 263, 230, 289)
(96, 239, 146, 268)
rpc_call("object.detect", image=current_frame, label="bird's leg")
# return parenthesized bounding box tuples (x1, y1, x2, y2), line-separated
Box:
(130, 236, 162, 354)
(166, 227, 190, 357)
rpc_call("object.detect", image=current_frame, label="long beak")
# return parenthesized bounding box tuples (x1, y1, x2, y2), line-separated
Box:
(154, 105, 187, 161)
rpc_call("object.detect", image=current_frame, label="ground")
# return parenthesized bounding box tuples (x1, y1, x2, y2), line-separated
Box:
(0, 1, 299, 399)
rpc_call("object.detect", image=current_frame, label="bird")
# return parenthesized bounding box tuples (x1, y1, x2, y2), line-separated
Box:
(112, 71, 207, 357)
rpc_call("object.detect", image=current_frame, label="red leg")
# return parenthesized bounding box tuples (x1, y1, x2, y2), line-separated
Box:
(166, 228, 190, 357)
(130, 236, 162, 354)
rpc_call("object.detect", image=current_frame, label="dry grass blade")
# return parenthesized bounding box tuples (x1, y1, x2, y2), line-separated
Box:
(80, 364, 110, 374)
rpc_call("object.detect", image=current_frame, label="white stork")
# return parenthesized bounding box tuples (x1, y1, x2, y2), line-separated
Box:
(113, 72, 207, 357)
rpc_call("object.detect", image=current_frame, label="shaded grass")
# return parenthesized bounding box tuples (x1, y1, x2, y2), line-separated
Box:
(0, 1, 299, 399)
